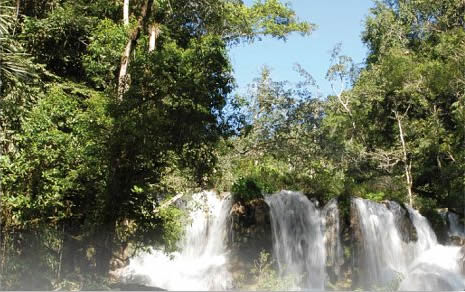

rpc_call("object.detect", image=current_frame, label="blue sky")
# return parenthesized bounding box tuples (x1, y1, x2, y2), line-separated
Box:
(229, 0, 374, 97)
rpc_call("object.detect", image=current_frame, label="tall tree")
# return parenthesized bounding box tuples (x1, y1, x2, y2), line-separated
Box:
(327, 0, 465, 208)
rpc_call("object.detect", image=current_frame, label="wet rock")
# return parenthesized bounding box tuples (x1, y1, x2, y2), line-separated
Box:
(349, 199, 364, 290)
(322, 199, 344, 284)
(111, 283, 166, 291)
(384, 201, 418, 243)
(228, 199, 272, 285)
(424, 209, 449, 244)
(450, 236, 465, 246)
(446, 211, 465, 244)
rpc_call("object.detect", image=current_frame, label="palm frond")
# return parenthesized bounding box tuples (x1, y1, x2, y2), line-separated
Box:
(0, 2, 15, 35)
(0, 1, 37, 90)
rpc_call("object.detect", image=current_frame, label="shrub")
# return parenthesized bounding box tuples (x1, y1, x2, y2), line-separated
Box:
(251, 250, 297, 290)
(231, 176, 264, 202)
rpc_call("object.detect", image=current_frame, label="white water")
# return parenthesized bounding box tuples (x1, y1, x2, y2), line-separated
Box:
(448, 212, 465, 238)
(354, 198, 412, 287)
(265, 191, 325, 290)
(117, 190, 464, 291)
(119, 191, 232, 290)
(399, 207, 465, 291)
(354, 198, 465, 291)
(399, 245, 464, 291)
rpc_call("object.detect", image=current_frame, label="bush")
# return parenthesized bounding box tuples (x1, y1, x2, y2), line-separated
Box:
(251, 250, 297, 290)
(231, 176, 264, 202)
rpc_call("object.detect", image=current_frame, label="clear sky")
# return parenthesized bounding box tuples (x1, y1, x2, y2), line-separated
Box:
(229, 0, 374, 97)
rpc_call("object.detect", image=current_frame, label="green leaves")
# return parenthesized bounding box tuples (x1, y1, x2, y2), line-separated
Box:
(0, 1, 36, 91)
(2, 83, 111, 228)
(328, 0, 465, 207)
(1, 0, 316, 286)
(83, 19, 129, 89)
(21, 3, 95, 77)
(222, 0, 314, 43)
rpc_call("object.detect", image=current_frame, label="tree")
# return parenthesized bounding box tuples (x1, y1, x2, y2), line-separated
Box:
(327, 0, 465, 208)
(1, 0, 314, 284)
(216, 67, 345, 202)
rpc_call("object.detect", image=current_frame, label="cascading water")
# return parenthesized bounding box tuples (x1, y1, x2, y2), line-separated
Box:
(119, 191, 232, 291)
(353, 198, 412, 288)
(448, 212, 465, 238)
(399, 207, 465, 291)
(354, 198, 465, 291)
(265, 191, 325, 290)
(116, 189, 464, 291)
(322, 199, 344, 282)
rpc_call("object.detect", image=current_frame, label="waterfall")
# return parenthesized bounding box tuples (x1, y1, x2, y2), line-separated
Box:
(405, 206, 437, 254)
(117, 189, 464, 291)
(354, 198, 465, 291)
(353, 198, 412, 288)
(265, 191, 325, 290)
(399, 207, 465, 291)
(119, 191, 232, 291)
(448, 212, 465, 238)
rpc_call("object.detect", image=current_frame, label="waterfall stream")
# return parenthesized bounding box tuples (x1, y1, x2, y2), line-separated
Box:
(265, 191, 327, 290)
(448, 212, 465, 238)
(119, 191, 232, 290)
(118, 190, 464, 291)
(399, 207, 465, 291)
(354, 198, 465, 291)
(353, 198, 412, 287)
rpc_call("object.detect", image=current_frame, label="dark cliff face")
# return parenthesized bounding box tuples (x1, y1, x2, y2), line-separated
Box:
(384, 201, 418, 243)
(228, 199, 272, 252)
(322, 199, 345, 285)
(227, 199, 273, 287)
(349, 199, 364, 290)
(430, 209, 465, 246)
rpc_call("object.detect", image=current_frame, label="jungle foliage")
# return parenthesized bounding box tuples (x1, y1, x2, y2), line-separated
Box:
(0, 0, 464, 290)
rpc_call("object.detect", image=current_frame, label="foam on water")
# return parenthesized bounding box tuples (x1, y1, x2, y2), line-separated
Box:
(400, 207, 465, 291)
(119, 191, 232, 290)
(265, 190, 326, 290)
(354, 198, 465, 290)
(118, 190, 464, 291)
(448, 212, 465, 238)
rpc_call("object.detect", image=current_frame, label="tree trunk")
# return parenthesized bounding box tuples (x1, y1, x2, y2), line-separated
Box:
(95, 149, 127, 277)
(56, 224, 65, 282)
(118, 41, 132, 100)
(117, 0, 155, 100)
(148, 24, 160, 52)
(395, 111, 413, 207)
(123, 0, 129, 25)
(15, 0, 21, 18)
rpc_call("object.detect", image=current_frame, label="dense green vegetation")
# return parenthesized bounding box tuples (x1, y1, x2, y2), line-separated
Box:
(0, 0, 463, 290)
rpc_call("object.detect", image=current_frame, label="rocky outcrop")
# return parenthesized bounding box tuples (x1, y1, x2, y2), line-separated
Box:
(228, 199, 272, 250)
(227, 199, 272, 287)
(322, 199, 344, 284)
(349, 199, 364, 290)
(450, 236, 465, 246)
(384, 201, 417, 243)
